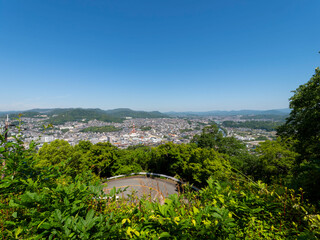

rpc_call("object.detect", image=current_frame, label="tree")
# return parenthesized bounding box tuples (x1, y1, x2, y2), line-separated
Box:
(37, 139, 73, 167)
(86, 142, 119, 177)
(254, 138, 298, 183)
(278, 67, 320, 202)
(191, 124, 253, 173)
(184, 147, 230, 186)
(191, 125, 224, 150)
(278, 68, 320, 161)
(191, 124, 247, 156)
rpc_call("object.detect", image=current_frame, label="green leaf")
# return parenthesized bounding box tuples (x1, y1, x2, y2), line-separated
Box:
(86, 209, 95, 222)
(109, 186, 116, 196)
(159, 232, 171, 238)
(14, 226, 23, 238)
(37, 218, 48, 229)
(9, 199, 20, 208)
(0, 181, 12, 188)
(12, 212, 17, 218)
(69, 232, 75, 238)
(40, 222, 52, 230)
(54, 209, 62, 222)
(5, 221, 16, 226)
(64, 197, 70, 206)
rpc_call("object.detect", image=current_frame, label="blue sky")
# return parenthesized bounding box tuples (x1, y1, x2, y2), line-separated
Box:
(0, 0, 319, 112)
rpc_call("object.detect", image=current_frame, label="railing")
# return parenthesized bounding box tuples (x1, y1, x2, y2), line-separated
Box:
(105, 172, 199, 191)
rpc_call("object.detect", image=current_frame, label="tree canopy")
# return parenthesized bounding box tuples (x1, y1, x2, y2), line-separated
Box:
(278, 68, 320, 160)
(278, 67, 320, 202)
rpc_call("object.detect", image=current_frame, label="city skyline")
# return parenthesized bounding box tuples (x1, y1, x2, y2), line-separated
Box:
(1, 0, 319, 112)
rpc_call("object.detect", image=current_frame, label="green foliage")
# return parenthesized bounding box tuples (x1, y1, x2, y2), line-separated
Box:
(1, 130, 320, 239)
(104, 108, 168, 118)
(240, 114, 288, 121)
(255, 135, 268, 141)
(86, 142, 120, 177)
(47, 108, 123, 125)
(61, 128, 69, 133)
(223, 120, 282, 131)
(190, 124, 255, 177)
(254, 138, 298, 183)
(37, 139, 74, 167)
(191, 124, 247, 156)
(0, 136, 39, 197)
(35, 139, 232, 187)
(80, 125, 121, 133)
(36, 140, 120, 178)
(197, 178, 319, 239)
(179, 128, 193, 133)
(191, 124, 224, 149)
(0, 131, 121, 239)
(140, 126, 152, 131)
(146, 142, 230, 186)
(9, 111, 41, 118)
(278, 68, 320, 160)
(278, 68, 320, 203)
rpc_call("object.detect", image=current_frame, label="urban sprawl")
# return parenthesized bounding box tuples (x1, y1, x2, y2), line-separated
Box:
(1, 115, 276, 150)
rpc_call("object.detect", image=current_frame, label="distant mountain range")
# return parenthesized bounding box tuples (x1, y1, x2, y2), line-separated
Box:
(0, 108, 291, 120)
(164, 108, 291, 117)
(104, 108, 167, 118)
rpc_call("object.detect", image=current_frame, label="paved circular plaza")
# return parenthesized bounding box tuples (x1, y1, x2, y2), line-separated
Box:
(104, 176, 179, 203)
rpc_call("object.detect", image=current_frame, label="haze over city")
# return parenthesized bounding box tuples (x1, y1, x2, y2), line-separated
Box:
(1, 0, 319, 111)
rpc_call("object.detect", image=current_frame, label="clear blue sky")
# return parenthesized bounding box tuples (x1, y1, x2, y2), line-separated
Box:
(1, 0, 319, 112)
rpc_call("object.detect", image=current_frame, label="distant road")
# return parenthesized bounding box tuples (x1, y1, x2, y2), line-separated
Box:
(103, 176, 179, 203)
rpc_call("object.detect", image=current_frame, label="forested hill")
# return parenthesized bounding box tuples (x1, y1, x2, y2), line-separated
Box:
(104, 108, 168, 118)
(6, 108, 169, 124)
(47, 109, 123, 124)
(222, 120, 283, 131)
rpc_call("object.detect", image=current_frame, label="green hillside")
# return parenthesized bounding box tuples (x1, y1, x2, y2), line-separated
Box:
(104, 108, 168, 118)
(47, 108, 123, 124)
(6, 108, 169, 124)
(222, 120, 283, 131)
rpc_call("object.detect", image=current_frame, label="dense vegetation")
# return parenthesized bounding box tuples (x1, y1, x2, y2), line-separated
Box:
(240, 114, 288, 121)
(80, 126, 122, 133)
(9, 111, 42, 118)
(179, 128, 193, 133)
(140, 126, 152, 131)
(1, 131, 319, 239)
(222, 120, 282, 132)
(104, 108, 168, 118)
(47, 109, 123, 125)
(277, 67, 320, 203)
(1, 68, 320, 239)
(6, 108, 168, 125)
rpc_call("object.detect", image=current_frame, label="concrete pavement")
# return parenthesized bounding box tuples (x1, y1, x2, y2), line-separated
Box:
(103, 176, 179, 203)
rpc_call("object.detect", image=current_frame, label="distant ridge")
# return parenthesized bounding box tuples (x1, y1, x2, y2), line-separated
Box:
(1, 108, 168, 122)
(1, 108, 290, 119)
(47, 108, 123, 124)
(164, 108, 291, 117)
(104, 108, 167, 118)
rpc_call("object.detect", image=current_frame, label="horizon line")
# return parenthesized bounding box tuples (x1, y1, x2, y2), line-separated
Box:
(0, 107, 290, 113)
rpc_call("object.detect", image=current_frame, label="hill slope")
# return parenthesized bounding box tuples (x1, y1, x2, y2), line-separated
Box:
(104, 108, 168, 118)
